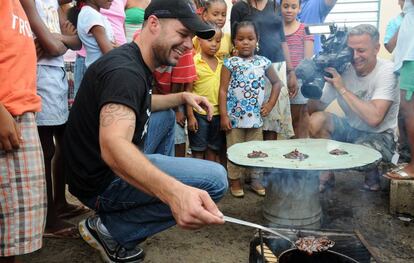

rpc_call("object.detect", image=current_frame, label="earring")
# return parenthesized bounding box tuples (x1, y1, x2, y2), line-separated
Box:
(232, 47, 238, 56)
(256, 42, 260, 52)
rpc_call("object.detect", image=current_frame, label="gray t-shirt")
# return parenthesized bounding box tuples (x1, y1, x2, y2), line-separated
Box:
(321, 58, 399, 134)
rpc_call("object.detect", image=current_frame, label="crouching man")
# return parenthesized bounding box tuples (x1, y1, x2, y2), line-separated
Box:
(63, 0, 228, 262)
(309, 24, 399, 192)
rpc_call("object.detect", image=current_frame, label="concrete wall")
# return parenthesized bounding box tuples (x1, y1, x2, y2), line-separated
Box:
(378, 0, 402, 59)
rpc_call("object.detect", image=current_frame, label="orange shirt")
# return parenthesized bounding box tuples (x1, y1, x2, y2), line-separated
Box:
(0, 0, 41, 115)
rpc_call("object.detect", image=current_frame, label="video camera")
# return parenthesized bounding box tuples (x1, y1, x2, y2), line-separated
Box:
(295, 24, 353, 99)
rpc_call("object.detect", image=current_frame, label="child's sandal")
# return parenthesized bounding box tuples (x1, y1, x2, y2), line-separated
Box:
(230, 179, 244, 198)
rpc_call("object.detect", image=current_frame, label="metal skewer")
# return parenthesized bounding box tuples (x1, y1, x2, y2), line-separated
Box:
(224, 215, 295, 246)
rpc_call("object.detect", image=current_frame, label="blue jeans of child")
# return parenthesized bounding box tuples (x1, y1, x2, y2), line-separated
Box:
(144, 110, 175, 156)
(80, 108, 228, 248)
(74, 55, 87, 98)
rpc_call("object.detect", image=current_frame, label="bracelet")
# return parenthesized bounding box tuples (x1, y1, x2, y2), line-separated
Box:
(339, 88, 347, 95)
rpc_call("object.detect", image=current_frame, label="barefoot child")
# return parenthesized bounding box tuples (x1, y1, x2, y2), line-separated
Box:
(219, 21, 282, 197)
(187, 25, 225, 162)
(281, 0, 314, 138)
(21, 0, 82, 238)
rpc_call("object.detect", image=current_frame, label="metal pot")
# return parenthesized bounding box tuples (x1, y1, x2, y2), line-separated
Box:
(278, 248, 359, 263)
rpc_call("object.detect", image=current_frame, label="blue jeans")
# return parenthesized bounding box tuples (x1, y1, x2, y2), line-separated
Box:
(80, 154, 228, 248)
(144, 110, 175, 156)
(74, 55, 87, 98)
(79, 108, 227, 248)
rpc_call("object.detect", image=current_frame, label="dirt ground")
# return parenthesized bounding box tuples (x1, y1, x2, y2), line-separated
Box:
(20, 171, 414, 263)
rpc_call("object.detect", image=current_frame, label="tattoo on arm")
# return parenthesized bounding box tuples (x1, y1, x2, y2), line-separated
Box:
(100, 104, 136, 128)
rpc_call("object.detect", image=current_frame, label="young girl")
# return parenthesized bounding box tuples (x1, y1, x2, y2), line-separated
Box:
(281, 0, 314, 138)
(125, 0, 150, 41)
(219, 21, 282, 197)
(187, 25, 224, 162)
(70, 0, 115, 68)
(193, 0, 232, 59)
(21, 0, 83, 238)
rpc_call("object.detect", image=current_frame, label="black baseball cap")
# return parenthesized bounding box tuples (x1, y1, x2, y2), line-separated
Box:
(144, 0, 215, 39)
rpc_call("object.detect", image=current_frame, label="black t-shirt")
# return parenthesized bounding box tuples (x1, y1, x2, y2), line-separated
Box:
(63, 42, 152, 198)
(231, 0, 285, 63)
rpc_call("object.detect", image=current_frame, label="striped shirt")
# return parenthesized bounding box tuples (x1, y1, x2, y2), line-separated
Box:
(286, 23, 314, 69)
(153, 51, 197, 94)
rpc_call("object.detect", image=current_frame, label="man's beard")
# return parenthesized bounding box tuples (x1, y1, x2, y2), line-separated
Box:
(152, 42, 178, 67)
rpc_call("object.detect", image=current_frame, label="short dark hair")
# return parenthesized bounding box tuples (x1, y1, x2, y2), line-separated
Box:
(280, 0, 301, 6)
(231, 20, 259, 44)
(67, 0, 87, 27)
(203, 0, 227, 12)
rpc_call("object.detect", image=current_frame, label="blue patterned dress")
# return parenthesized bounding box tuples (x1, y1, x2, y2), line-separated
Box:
(224, 55, 271, 128)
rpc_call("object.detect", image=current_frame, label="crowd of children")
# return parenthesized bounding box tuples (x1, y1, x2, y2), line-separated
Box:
(4, 0, 414, 259)
(66, 0, 318, 200)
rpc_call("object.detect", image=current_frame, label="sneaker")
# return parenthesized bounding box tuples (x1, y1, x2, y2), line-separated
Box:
(79, 215, 144, 263)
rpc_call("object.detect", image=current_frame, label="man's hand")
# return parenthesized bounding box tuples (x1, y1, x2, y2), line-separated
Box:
(0, 105, 22, 151)
(182, 92, 214, 121)
(324, 67, 345, 92)
(287, 72, 298, 98)
(175, 111, 186, 128)
(169, 184, 224, 229)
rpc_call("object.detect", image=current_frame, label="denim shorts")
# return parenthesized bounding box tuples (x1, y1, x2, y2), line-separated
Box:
(74, 55, 87, 97)
(188, 112, 224, 152)
(174, 105, 187, 145)
(175, 122, 186, 145)
(331, 115, 396, 162)
(36, 65, 69, 126)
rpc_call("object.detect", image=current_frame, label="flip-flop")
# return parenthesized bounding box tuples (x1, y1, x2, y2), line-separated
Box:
(44, 226, 80, 239)
(387, 163, 408, 173)
(383, 169, 414, 180)
(57, 205, 90, 220)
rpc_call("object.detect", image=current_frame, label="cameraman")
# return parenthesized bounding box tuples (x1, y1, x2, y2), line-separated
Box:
(309, 24, 399, 192)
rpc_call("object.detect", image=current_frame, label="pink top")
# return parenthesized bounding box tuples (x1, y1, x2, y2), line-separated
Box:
(286, 23, 314, 69)
(101, 0, 127, 45)
(77, 0, 127, 58)
(64, 49, 77, 62)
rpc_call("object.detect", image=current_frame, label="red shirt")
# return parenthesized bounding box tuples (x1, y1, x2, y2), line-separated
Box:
(0, 0, 41, 115)
(153, 51, 197, 94)
(286, 23, 314, 69)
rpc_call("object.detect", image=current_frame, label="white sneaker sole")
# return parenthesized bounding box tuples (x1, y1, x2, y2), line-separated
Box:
(79, 220, 114, 263)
